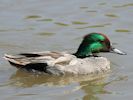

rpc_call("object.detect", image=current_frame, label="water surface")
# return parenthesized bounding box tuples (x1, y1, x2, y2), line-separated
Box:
(0, 0, 133, 100)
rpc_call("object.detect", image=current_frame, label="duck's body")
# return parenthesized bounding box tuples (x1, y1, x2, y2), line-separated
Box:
(4, 33, 126, 75)
(4, 51, 110, 75)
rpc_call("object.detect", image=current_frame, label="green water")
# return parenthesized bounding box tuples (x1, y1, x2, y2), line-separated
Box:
(0, 0, 133, 100)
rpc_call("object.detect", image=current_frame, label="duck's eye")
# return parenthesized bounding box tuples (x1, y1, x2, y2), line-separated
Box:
(100, 40, 104, 43)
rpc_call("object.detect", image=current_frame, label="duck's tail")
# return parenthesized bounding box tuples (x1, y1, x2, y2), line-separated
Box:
(4, 54, 25, 68)
(4, 54, 48, 72)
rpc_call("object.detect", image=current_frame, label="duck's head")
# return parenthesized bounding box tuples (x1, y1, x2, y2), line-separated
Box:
(74, 32, 126, 58)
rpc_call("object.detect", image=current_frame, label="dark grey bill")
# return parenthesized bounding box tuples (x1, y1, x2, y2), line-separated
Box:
(110, 47, 127, 55)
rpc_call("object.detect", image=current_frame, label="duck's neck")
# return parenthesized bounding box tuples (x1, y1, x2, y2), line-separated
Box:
(74, 41, 92, 58)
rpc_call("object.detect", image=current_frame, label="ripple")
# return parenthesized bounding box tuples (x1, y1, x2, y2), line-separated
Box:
(77, 23, 111, 29)
(25, 15, 41, 19)
(0, 29, 10, 32)
(115, 29, 131, 32)
(98, 2, 107, 5)
(38, 32, 55, 36)
(113, 3, 133, 8)
(0, 28, 34, 32)
(86, 10, 97, 12)
(15, 93, 37, 96)
(54, 22, 69, 26)
(72, 21, 88, 25)
(105, 14, 118, 18)
(0, 43, 23, 49)
(37, 18, 53, 22)
(80, 7, 88, 9)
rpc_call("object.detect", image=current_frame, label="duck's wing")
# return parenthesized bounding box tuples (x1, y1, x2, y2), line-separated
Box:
(4, 51, 65, 72)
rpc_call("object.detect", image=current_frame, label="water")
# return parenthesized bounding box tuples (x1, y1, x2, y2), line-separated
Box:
(0, 0, 133, 100)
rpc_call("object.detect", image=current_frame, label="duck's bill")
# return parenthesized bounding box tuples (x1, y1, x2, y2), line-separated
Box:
(110, 47, 127, 55)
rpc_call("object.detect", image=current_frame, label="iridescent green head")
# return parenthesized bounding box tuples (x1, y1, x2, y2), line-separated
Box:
(74, 33, 126, 58)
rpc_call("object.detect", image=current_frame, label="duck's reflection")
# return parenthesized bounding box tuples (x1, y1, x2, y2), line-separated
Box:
(10, 70, 111, 100)
(10, 70, 110, 87)
(79, 79, 111, 100)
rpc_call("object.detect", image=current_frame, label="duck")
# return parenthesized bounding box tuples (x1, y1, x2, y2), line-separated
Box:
(4, 33, 126, 75)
